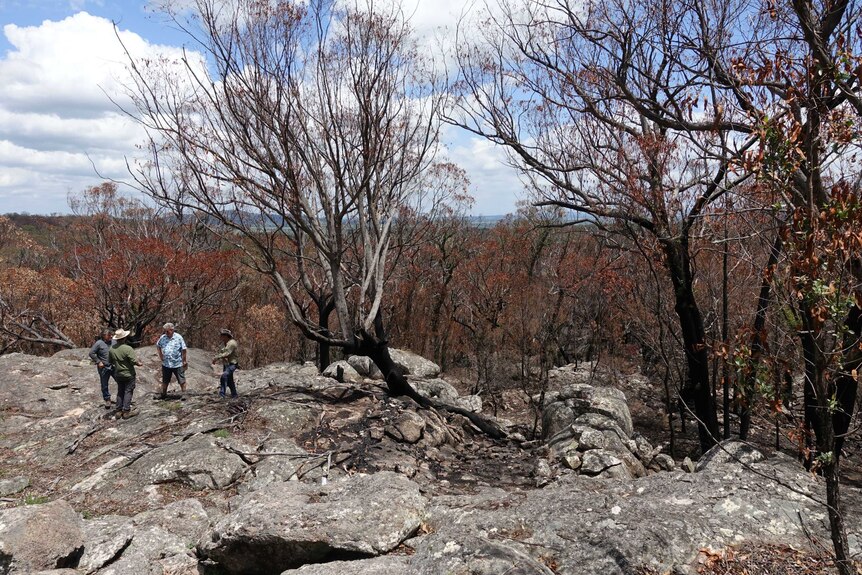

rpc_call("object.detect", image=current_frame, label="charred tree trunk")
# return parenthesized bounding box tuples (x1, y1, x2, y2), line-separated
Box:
(664, 241, 720, 453)
(348, 313, 506, 439)
(834, 305, 861, 460)
(800, 325, 821, 468)
(721, 222, 730, 440)
(740, 232, 782, 440)
(826, 462, 853, 575)
(316, 298, 335, 372)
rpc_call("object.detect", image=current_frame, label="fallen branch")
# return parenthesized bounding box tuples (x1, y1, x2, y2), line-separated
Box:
(66, 421, 103, 455)
(295, 450, 352, 480)
(426, 398, 508, 440)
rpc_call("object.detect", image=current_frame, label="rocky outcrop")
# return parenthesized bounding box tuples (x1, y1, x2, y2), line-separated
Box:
(538, 364, 666, 478)
(0, 350, 859, 575)
(412, 452, 834, 575)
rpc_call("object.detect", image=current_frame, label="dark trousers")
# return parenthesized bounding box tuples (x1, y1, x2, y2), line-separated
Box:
(115, 377, 136, 412)
(220, 363, 238, 398)
(97, 365, 113, 401)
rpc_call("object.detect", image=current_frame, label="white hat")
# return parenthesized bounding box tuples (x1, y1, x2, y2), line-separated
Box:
(113, 328, 132, 340)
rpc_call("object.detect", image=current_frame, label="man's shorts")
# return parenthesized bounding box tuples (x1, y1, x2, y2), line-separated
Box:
(162, 365, 186, 386)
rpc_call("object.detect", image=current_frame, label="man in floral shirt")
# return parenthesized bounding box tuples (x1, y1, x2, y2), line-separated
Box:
(156, 322, 188, 398)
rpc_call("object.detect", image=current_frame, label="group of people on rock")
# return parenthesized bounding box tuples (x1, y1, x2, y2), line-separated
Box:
(88, 323, 240, 420)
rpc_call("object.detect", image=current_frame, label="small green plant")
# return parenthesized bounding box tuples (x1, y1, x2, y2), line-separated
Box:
(82, 510, 94, 520)
(24, 495, 48, 505)
(213, 429, 230, 439)
(164, 401, 183, 411)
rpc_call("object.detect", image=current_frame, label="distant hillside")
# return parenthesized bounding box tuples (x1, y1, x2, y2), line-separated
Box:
(6, 213, 80, 247)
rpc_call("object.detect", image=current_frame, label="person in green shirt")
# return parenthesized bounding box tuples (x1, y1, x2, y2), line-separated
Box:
(211, 328, 239, 398)
(108, 328, 143, 419)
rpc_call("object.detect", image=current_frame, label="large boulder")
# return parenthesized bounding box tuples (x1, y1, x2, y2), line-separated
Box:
(77, 501, 209, 575)
(322, 361, 362, 383)
(411, 379, 460, 402)
(92, 525, 193, 575)
(541, 381, 633, 438)
(78, 516, 134, 574)
(347, 356, 383, 380)
(347, 350, 440, 380)
(385, 411, 426, 444)
(0, 499, 85, 573)
(389, 349, 441, 378)
(198, 471, 426, 574)
(0, 477, 28, 497)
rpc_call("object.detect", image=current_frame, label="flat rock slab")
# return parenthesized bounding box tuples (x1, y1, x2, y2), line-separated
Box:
(254, 402, 321, 436)
(93, 525, 191, 575)
(126, 433, 247, 490)
(410, 535, 556, 575)
(417, 456, 846, 574)
(199, 471, 426, 575)
(0, 477, 29, 497)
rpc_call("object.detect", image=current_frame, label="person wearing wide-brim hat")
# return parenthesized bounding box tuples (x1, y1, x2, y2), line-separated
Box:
(211, 328, 239, 398)
(108, 328, 143, 419)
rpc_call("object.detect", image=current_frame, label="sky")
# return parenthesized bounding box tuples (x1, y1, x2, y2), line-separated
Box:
(0, 0, 526, 216)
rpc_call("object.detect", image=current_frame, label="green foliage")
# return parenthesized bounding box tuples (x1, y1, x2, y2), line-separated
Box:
(24, 495, 48, 505)
(733, 344, 772, 399)
(213, 429, 230, 439)
(816, 450, 835, 466)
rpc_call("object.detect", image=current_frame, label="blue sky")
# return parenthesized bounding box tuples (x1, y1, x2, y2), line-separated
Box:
(0, 0, 525, 216)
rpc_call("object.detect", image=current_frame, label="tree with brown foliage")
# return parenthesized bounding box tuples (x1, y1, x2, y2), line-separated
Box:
(65, 183, 240, 346)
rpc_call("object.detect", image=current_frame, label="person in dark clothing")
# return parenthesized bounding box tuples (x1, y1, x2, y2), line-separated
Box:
(88, 328, 115, 409)
(108, 328, 142, 419)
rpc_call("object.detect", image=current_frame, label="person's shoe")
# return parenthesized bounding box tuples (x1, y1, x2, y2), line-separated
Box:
(122, 409, 139, 419)
(104, 399, 114, 409)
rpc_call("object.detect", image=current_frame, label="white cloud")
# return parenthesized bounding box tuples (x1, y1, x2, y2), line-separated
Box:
(0, 5, 522, 216)
(0, 12, 187, 214)
(441, 124, 526, 215)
